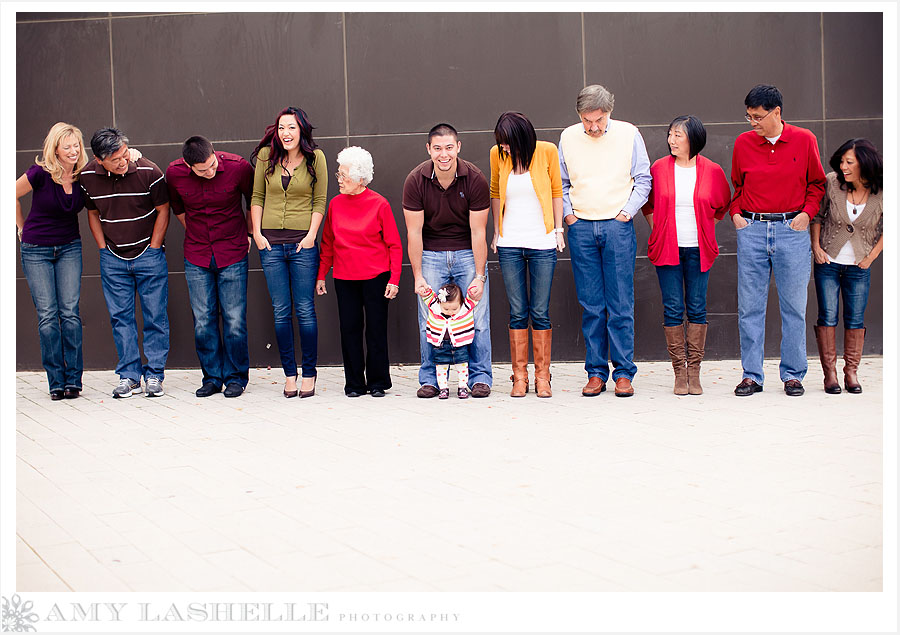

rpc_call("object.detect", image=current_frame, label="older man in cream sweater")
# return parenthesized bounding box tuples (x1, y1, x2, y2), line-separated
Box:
(559, 84, 652, 397)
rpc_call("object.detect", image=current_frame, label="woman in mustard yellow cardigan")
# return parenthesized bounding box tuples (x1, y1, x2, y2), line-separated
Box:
(490, 112, 565, 398)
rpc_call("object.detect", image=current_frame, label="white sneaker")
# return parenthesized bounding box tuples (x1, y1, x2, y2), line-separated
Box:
(112, 378, 142, 398)
(145, 377, 165, 397)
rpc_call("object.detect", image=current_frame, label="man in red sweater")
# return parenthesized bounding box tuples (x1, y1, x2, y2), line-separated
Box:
(730, 85, 826, 397)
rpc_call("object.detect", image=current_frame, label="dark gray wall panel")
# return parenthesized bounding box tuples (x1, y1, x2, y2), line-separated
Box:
(345, 13, 584, 135)
(824, 13, 883, 119)
(16, 19, 113, 150)
(110, 13, 346, 144)
(584, 13, 823, 125)
(824, 119, 883, 160)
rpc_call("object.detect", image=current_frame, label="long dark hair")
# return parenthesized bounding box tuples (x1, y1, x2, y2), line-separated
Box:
(494, 112, 537, 173)
(251, 106, 319, 181)
(829, 138, 882, 194)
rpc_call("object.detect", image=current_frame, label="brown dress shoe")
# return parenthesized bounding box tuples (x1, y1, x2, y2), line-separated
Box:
(582, 376, 606, 396)
(614, 377, 634, 397)
(417, 385, 439, 398)
(470, 383, 491, 398)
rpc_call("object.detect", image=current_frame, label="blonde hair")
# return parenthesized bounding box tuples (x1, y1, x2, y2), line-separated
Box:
(35, 122, 87, 185)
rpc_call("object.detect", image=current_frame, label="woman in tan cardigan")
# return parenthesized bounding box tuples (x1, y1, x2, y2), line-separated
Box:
(810, 138, 883, 394)
(489, 112, 565, 398)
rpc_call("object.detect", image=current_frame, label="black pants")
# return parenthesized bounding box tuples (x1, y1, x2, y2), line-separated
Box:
(334, 272, 392, 394)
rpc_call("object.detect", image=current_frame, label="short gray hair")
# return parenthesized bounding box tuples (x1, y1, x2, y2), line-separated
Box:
(576, 85, 615, 115)
(90, 127, 129, 160)
(336, 146, 374, 186)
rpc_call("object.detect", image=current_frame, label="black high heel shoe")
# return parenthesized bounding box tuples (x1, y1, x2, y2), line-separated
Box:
(283, 376, 298, 398)
(299, 376, 316, 398)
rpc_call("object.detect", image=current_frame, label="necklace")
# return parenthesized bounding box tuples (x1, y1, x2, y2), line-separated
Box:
(848, 187, 869, 214)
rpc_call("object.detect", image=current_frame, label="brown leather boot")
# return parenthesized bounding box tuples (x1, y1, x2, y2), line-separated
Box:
(509, 328, 529, 397)
(685, 322, 707, 395)
(663, 324, 689, 395)
(532, 328, 552, 398)
(814, 325, 841, 394)
(843, 328, 865, 394)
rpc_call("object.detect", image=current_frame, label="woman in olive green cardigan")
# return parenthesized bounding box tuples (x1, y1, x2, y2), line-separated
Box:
(250, 106, 328, 398)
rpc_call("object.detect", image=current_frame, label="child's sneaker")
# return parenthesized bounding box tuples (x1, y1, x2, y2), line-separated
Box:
(438, 388, 450, 399)
(457, 387, 469, 399)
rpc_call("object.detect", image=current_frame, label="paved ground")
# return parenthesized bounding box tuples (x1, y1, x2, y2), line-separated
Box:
(14, 358, 883, 592)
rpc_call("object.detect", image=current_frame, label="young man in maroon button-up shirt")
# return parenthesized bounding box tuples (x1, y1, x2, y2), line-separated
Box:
(165, 136, 254, 398)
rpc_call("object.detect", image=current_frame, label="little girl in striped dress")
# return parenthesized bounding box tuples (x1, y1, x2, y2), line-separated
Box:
(417, 282, 479, 399)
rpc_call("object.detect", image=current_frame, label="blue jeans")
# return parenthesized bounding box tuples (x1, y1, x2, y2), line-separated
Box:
(184, 255, 249, 388)
(814, 261, 870, 329)
(418, 249, 491, 387)
(20, 239, 83, 391)
(433, 338, 469, 365)
(736, 217, 811, 384)
(497, 247, 557, 330)
(259, 243, 318, 378)
(567, 218, 637, 381)
(99, 246, 169, 382)
(655, 247, 710, 326)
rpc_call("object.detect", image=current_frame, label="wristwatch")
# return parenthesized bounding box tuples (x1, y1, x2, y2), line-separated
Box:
(474, 274, 487, 282)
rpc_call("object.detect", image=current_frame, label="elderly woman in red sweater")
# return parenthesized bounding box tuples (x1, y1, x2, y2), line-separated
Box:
(316, 146, 402, 398)
(642, 115, 731, 395)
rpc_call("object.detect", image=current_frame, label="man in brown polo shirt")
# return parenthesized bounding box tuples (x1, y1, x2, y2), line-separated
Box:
(402, 123, 492, 398)
(81, 127, 170, 398)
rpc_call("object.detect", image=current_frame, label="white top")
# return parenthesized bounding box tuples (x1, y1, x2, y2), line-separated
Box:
(497, 172, 556, 249)
(673, 164, 699, 248)
(766, 134, 782, 144)
(832, 200, 865, 265)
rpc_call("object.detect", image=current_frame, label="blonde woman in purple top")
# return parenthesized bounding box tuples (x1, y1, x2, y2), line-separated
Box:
(15, 122, 139, 400)
(15, 123, 89, 400)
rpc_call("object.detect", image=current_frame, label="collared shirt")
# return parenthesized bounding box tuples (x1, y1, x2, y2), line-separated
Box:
(402, 158, 490, 252)
(559, 119, 652, 220)
(166, 151, 254, 269)
(80, 157, 168, 259)
(729, 122, 826, 217)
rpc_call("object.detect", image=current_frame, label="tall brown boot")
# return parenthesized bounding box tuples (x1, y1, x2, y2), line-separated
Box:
(843, 328, 865, 394)
(532, 328, 552, 398)
(509, 328, 529, 397)
(685, 322, 707, 395)
(814, 325, 841, 394)
(663, 324, 689, 395)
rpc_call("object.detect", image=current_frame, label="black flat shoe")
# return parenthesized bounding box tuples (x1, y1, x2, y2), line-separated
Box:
(346, 390, 363, 398)
(370, 388, 386, 398)
(783, 379, 805, 396)
(63, 387, 81, 399)
(195, 383, 222, 398)
(734, 378, 763, 396)
(50, 389, 65, 401)
(223, 384, 244, 398)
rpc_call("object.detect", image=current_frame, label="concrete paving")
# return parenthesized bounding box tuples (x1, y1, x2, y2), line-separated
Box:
(15, 358, 882, 592)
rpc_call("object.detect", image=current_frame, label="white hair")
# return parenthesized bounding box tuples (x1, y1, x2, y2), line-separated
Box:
(337, 146, 374, 186)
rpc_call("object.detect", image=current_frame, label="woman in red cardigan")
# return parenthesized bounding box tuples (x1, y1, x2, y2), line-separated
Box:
(315, 146, 402, 398)
(642, 116, 731, 395)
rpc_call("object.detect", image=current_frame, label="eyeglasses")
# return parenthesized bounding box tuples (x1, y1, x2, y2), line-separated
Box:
(335, 172, 350, 182)
(744, 109, 775, 124)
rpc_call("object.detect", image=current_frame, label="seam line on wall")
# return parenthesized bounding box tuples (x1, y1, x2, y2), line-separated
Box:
(108, 16, 116, 127)
(342, 13, 350, 145)
(821, 12, 827, 152)
(13, 117, 883, 155)
(581, 12, 586, 87)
